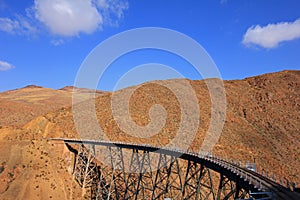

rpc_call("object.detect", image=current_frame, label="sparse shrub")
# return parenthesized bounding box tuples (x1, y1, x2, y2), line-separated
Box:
(8, 171, 14, 178)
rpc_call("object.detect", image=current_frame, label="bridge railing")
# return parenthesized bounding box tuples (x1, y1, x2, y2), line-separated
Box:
(156, 145, 295, 194)
(208, 155, 266, 190)
(143, 145, 269, 191)
(50, 138, 297, 194)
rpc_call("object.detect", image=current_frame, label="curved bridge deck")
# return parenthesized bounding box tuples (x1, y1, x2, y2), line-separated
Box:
(50, 138, 299, 200)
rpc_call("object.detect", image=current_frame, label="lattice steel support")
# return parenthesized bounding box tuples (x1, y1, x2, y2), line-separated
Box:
(73, 144, 98, 189)
(124, 149, 141, 199)
(135, 150, 154, 199)
(182, 160, 216, 200)
(152, 153, 172, 199)
(94, 147, 116, 200)
(217, 174, 237, 200)
(71, 144, 254, 200)
(109, 146, 126, 199)
(164, 157, 183, 199)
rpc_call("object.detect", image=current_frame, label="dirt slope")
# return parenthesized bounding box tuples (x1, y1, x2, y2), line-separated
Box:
(0, 70, 299, 199)
(0, 85, 105, 199)
(0, 85, 74, 127)
(0, 85, 105, 127)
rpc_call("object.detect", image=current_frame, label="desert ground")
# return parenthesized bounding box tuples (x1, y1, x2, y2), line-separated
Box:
(0, 70, 299, 199)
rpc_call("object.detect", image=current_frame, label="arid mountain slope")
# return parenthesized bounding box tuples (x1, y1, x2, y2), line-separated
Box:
(0, 85, 105, 127)
(0, 70, 299, 199)
(0, 85, 106, 199)
(24, 70, 300, 179)
(0, 85, 73, 127)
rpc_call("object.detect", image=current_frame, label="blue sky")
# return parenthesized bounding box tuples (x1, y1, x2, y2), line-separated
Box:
(0, 0, 300, 92)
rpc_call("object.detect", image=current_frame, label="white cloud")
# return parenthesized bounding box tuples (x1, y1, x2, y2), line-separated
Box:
(0, 17, 37, 35)
(0, 61, 15, 71)
(243, 18, 300, 49)
(0, 18, 17, 33)
(34, 0, 103, 36)
(96, 0, 129, 26)
(51, 38, 65, 46)
(0, 0, 128, 38)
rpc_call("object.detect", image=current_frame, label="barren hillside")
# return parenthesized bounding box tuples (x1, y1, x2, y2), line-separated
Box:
(0, 85, 104, 127)
(0, 70, 299, 199)
(0, 85, 74, 127)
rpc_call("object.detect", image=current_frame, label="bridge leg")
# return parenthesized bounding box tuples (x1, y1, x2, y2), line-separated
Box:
(90, 166, 100, 199)
(82, 145, 98, 189)
(234, 185, 249, 200)
(182, 160, 202, 199)
(94, 147, 114, 200)
(152, 153, 171, 199)
(182, 160, 216, 200)
(73, 145, 85, 186)
(136, 150, 153, 200)
(164, 157, 183, 199)
(124, 149, 141, 199)
(109, 146, 126, 199)
(197, 166, 216, 200)
(73, 144, 98, 189)
(217, 174, 236, 200)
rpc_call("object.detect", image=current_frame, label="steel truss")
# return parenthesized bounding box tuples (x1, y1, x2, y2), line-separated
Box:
(216, 174, 248, 200)
(73, 144, 98, 189)
(72, 144, 255, 200)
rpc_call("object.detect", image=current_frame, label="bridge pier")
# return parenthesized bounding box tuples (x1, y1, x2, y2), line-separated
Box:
(73, 144, 98, 189)
(48, 138, 300, 200)
(71, 145, 253, 200)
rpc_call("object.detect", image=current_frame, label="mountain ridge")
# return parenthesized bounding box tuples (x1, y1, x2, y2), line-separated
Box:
(0, 70, 299, 199)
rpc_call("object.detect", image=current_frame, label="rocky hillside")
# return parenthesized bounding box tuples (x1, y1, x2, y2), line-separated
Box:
(0, 85, 105, 127)
(0, 70, 299, 199)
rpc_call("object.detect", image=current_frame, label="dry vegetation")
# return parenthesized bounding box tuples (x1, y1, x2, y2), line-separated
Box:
(0, 70, 299, 199)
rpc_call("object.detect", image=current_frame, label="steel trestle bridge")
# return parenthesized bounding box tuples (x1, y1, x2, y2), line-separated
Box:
(50, 138, 299, 200)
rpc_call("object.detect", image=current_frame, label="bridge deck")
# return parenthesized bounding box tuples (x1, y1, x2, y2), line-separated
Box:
(49, 138, 300, 200)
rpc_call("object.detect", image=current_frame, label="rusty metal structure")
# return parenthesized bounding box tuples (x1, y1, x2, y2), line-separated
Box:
(52, 138, 300, 200)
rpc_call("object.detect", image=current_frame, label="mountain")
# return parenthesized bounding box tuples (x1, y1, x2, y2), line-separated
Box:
(0, 70, 299, 199)
(0, 85, 105, 127)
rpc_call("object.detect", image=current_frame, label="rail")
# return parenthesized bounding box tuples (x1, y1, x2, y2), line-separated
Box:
(49, 138, 300, 200)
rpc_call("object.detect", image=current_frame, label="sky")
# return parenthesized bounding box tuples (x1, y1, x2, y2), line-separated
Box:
(0, 0, 300, 92)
